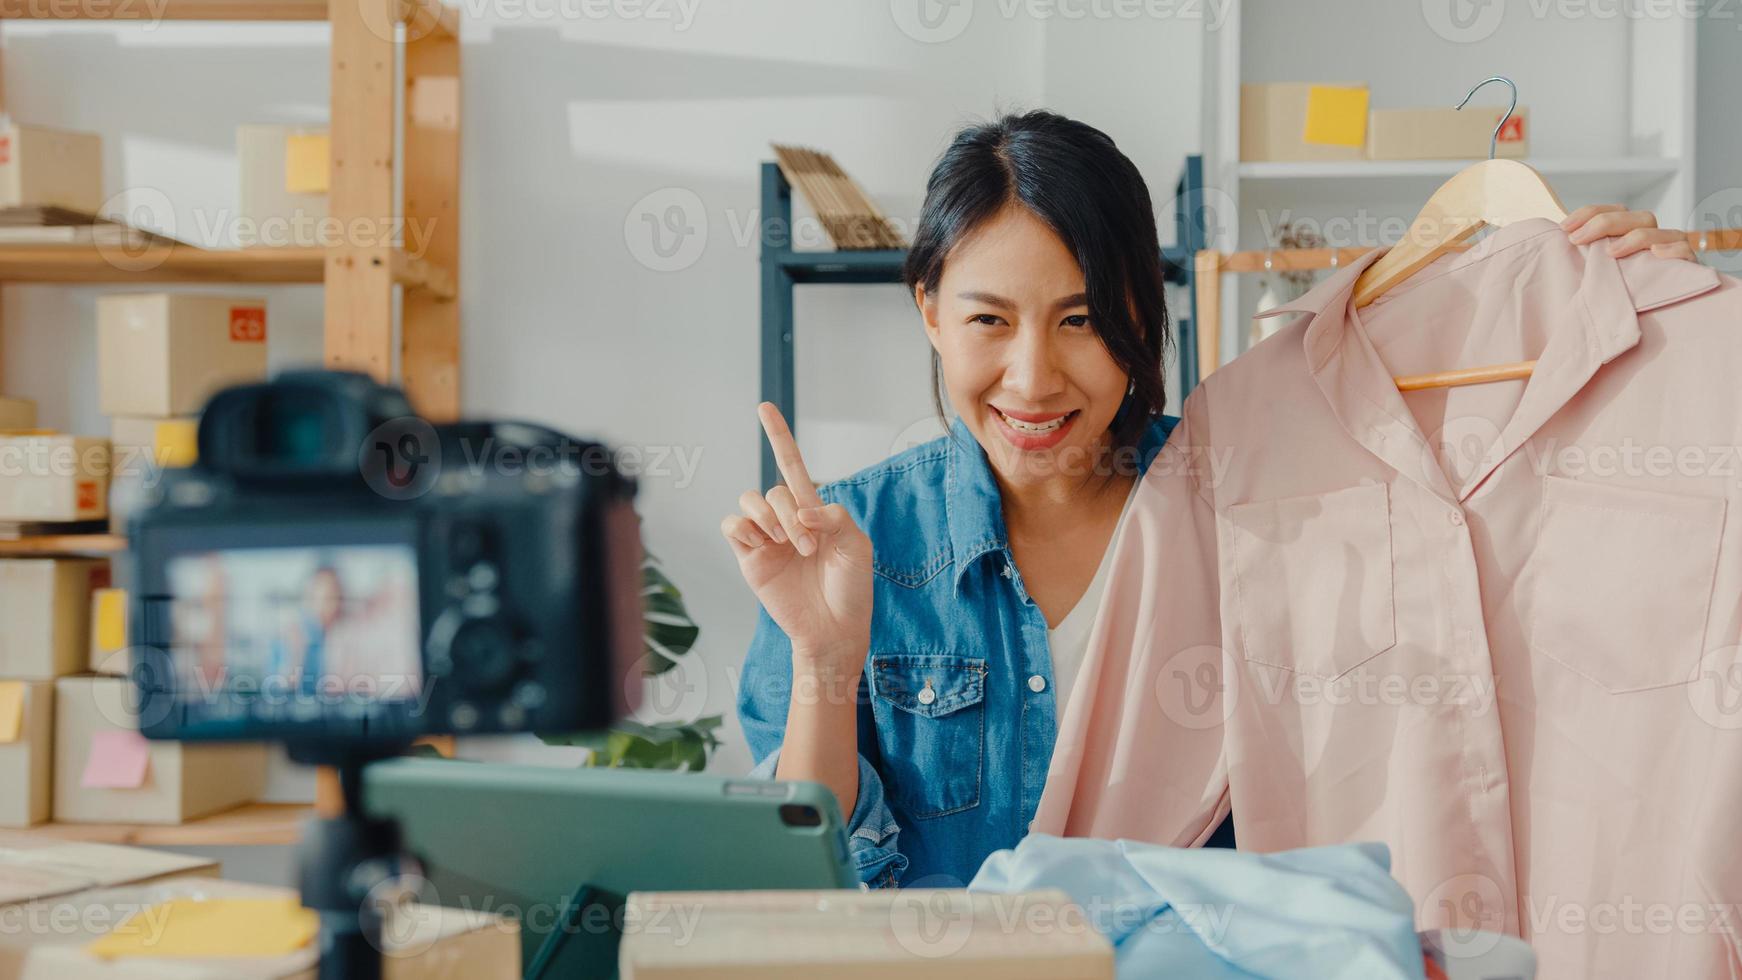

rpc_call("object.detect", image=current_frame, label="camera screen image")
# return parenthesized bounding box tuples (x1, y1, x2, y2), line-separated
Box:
(165, 544, 423, 715)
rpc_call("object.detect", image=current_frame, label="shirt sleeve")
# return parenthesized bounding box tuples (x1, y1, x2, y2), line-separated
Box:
(1030, 391, 1233, 845)
(738, 605, 909, 888)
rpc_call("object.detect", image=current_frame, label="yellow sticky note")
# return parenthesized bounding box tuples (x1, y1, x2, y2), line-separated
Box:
(284, 132, 330, 195)
(155, 420, 199, 468)
(88, 898, 319, 959)
(96, 589, 127, 652)
(1303, 85, 1369, 148)
(0, 682, 23, 744)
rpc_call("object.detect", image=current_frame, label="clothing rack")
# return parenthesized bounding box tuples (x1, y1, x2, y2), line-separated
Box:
(1193, 228, 1742, 381)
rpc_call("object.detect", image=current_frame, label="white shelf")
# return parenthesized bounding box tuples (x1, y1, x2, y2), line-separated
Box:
(1236, 157, 1683, 202)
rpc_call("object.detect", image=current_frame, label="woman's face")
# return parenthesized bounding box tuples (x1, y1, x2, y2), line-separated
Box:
(918, 204, 1130, 490)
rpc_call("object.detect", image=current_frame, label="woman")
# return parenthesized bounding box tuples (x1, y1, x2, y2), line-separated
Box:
(724, 110, 1694, 888)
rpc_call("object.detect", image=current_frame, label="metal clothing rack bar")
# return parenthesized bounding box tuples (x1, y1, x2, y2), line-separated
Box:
(1193, 228, 1742, 380)
(757, 160, 1201, 490)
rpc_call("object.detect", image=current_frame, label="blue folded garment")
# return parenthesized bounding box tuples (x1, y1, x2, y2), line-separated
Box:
(969, 835, 1424, 979)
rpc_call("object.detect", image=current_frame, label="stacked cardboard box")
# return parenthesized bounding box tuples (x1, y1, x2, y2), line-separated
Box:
(0, 558, 106, 828)
(98, 292, 266, 533)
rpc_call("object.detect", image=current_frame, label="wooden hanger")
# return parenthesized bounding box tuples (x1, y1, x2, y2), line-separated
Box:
(1353, 77, 1569, 391)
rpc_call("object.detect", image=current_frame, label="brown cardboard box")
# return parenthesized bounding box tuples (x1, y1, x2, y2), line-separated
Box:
(106, 417, 194, 483)
(1240, 82, 1368, 163)
(0, 436, 109, 523)
(0, 399, 35, 432)
(87, 589, 128, 676)
(238, 125, 330, 249)
(0, 124, 103, 214)
(0, 682, 53, 827)
(1367, 106, 1529, 160)
(52, 677, 267, 825)
(0, 836, 216, 908)
(0, 560, 105, 679)
(96, 294, 269, 418)
(619, 888, 1113, 979)
(0, 879, 519, 980)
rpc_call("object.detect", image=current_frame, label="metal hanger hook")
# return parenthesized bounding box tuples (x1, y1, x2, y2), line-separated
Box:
(1454, 75, 1518, 161)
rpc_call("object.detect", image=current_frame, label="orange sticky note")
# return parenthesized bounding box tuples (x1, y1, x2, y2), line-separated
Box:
(1303, 85, 1369, 148)
(0, 682, 23, 744)
(95, 589, 127, 652)
(83, 730, 151, 789)
(284, 132, 330, 195)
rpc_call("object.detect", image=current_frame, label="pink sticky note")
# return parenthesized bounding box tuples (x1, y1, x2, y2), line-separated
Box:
(82, 730, 151, 790)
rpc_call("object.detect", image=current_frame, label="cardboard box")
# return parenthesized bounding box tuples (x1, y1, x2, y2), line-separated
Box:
(106, 417, 195, 482)
(0, 682, 53, 828)
(53, 677, 267, 825)
(0, 399, 35, 432)
(0, 836, 216, 909)
(1240, 82, 1369, 162)
(238, 125, 330, 248)
(0, 878, 519, 980)
(96, 294, 269, 418)
(0, 124, 103, 214)
(0, 436, 109, 523)
(87, 589, 128, 676)
(0, 560, 106, 679)
(1367, 106, 1528, 160)
(620, 889, 1113, 979)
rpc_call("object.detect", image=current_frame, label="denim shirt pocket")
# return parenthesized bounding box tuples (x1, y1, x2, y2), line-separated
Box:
(869, 653, 987, 820)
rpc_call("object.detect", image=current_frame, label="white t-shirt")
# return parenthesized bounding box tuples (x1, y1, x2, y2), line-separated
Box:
(1044, 479, 1140, 713)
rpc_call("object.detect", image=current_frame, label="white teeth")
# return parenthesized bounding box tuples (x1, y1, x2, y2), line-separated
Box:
(998, 410, 1068, 434)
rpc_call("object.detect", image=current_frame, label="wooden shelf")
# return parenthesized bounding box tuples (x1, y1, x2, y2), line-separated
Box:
(0, 533, 126, 555)
(0, 245, 455, 300)
(1235, 157, 1683, 203)
(14, 803, 311, 847)
(0, 0, 458, 36)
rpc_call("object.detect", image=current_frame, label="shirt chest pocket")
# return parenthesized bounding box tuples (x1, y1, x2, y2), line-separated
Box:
(1227, 483, 1398, 680)
(869, 654, 986, 820)
(1530, 475, 1726, 693)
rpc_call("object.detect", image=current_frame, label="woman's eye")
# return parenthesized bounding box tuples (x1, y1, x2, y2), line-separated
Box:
(1062, 314, 1091, 329)
(969, 314, 1003, 327)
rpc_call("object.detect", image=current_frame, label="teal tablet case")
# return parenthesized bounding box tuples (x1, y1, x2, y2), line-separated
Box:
(362, 757, 857, 978)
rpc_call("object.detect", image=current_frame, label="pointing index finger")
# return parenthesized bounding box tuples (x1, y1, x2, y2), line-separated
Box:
(758, 402, 823, 508)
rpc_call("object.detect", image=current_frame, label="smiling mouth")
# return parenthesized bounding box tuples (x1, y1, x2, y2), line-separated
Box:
(993, 407, 1078, 434)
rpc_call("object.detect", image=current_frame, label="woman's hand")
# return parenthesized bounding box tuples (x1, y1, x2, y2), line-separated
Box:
(1563, 204, 1698, 261)
(722, 403, 874, 677)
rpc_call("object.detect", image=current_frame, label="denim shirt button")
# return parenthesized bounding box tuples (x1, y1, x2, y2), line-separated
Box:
(1028, 674, 1047, 693)
(917, 682, 937, 705)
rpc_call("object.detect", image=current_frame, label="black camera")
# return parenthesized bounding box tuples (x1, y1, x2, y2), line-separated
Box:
(127, 370, 644, 745)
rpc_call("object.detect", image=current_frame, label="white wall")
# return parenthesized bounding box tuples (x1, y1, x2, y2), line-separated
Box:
(1, 2, 1209, 783)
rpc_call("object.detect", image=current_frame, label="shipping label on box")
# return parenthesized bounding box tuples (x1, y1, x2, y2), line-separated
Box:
(0, 398, 35, 433)
(0, 436, 109, 522)
(97, 294, 269, 418)
(0, 560, 104, 679)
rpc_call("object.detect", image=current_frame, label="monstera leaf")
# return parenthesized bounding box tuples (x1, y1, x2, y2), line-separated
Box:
(539, 552, 715, 770)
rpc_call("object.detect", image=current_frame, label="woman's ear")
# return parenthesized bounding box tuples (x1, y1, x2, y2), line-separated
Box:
(915, 284, 943, 353)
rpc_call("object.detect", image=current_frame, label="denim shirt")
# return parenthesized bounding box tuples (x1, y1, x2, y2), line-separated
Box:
(737, 414, 1178, 888)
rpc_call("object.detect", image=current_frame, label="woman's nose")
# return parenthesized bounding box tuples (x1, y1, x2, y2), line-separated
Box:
(1003, 330, 1067, 401)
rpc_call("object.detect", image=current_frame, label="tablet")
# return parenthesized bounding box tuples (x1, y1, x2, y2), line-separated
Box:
(362, 757, 857, 978)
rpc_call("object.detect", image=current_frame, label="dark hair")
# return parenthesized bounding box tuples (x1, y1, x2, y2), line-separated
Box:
(903, 110, 1170, 458)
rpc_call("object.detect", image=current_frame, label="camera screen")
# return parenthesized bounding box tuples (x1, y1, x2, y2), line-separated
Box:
(165, 544, 422, 712)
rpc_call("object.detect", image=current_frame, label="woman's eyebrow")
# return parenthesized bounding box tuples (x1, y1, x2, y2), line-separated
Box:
(955, 291, 1090, 309)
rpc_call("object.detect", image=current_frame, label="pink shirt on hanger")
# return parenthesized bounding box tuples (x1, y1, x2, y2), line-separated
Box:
(1033, 219, 1742, 977)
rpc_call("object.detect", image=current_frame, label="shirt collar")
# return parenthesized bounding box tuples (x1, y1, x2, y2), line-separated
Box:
(943, 414, 1177, 588)
(1263, 218, 1721, 507)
